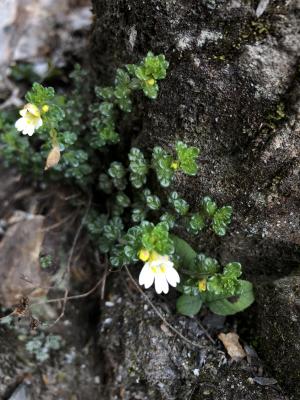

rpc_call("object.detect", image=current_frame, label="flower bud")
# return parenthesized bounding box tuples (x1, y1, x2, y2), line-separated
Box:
(42, 104, 49, 113)
(198, 279, 207, 292)
(146, 78, 155, 86)
(138, 248, 150, 262)
(171, 161, 179, 170)
(45, 145, 60, 170)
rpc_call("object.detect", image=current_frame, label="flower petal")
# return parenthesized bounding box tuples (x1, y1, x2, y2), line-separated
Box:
(139, 263, 154, 289)
(15, 117, 25, 131)
(165, 265, 180, 287)
(154, 274, 169, 294)
(36, 118, 43, 129)
(23, 124, 35, 136)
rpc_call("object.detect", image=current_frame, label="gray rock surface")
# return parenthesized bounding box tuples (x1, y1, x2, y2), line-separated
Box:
(91, 0, 300, 274)
(98, 279, 288, 400)
(91, 0, 300, 398)
(254, 275, 300, 400)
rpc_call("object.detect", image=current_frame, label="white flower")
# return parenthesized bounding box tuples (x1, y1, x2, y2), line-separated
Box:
(15, 103, 43, 136)
(138, 251, 180, 294)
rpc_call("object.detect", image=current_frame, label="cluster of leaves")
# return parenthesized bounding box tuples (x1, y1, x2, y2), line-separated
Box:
(152, 141, 199, 187)
(0, 68, 93, 184)
(90, 52, 169, 148)
(196, 196, 232, 236)
(83, 140, 252, 317)
(0, 52, 254, 318)
(173, 237, 254, 316)
(0, 314, 62, 363)
(25, 332, 63, 362)
(85, 139, 234, 270)
(0, 53, 169, 185)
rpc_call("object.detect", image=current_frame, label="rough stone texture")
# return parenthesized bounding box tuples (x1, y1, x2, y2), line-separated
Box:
(254, 275, 300, 400)
(0, 303, 103, 400)
(0, 326, 24, 398)
(91, 0, 300, 398)
(98, 279, 288, 400)
(91, 0, 300, 275)
(0, 168, 103, 399)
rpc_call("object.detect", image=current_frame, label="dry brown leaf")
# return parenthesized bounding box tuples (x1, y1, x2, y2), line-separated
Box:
(0, 211, 46, 306)
(45, 145, 61, 170)
(218, 332, 246, 361)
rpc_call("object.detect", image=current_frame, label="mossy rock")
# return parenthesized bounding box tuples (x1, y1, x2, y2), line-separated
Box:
(254, 275, 300, 399)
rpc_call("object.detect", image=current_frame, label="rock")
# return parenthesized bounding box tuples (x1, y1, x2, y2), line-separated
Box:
(98, 278, 287, 399)
(254, 275, 300, 400)
(0, 0, 92, 106)
(90, 0, 300, 398)
(0, 211, 45, 307)
(8, 384, 29, 400)
(91, 0, 300, 276)
(0, 326, 24, 398)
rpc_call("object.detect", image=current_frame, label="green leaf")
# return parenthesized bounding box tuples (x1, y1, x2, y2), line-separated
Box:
(40, 255, 52, 269)
(212, 206, 232, 236)
(202, 196, 217, 217)
(223, 262, 242, 279)
(145, 192, 161, 210)
(99, 102, 114, 117)
(116, 96, 132, 112)
(116, 192, 131, 208)
(206, 280, 254, 315)
(103, 217, 124, 242)
(115, 68, 131, 86)
(152, 146, 174, 187)
(188, 213, 205, 234)
(108, 161, 126, 179)
(95, 86, 114, 100)
(141, 81, 159, 99)
(172, 235, 197, 269)
(99, 125, 120, 145)
(175, 141, 200, 176)
(168, 191, 189, 216)
(109, 243, 133, 267)
(143, 52, 169, 80)
(25, 83, 65, 129)
(132, 208, 147, 223)
(194, 254, 220, 275)
(160, 213, 176, 229)
(176, 294, 203, 316)
(129, 147, 148, 188)
(177, 278, 200, 296)
(26, 82, 55, 106)
(206, 261, 242, 297)
(141, 222, 174, 255)
(98, 173, 113, 194)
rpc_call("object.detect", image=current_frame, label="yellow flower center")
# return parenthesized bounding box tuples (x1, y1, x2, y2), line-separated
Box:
(198, 279, 207, 292)
(151, 265, 157, 273)
(146, 78, 155, 86)
(160, 264, 166, 273)
(138, 248, 150, 262)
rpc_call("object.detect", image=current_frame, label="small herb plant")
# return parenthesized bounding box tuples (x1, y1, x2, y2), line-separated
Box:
(0, 52, 254, 318)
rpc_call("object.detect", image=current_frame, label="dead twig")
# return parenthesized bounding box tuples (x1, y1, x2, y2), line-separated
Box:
(39, 212, 77, 233)
(31, 274, 106, 306)
(192, 317, 216, 345)
(45, 196, 92, 328)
